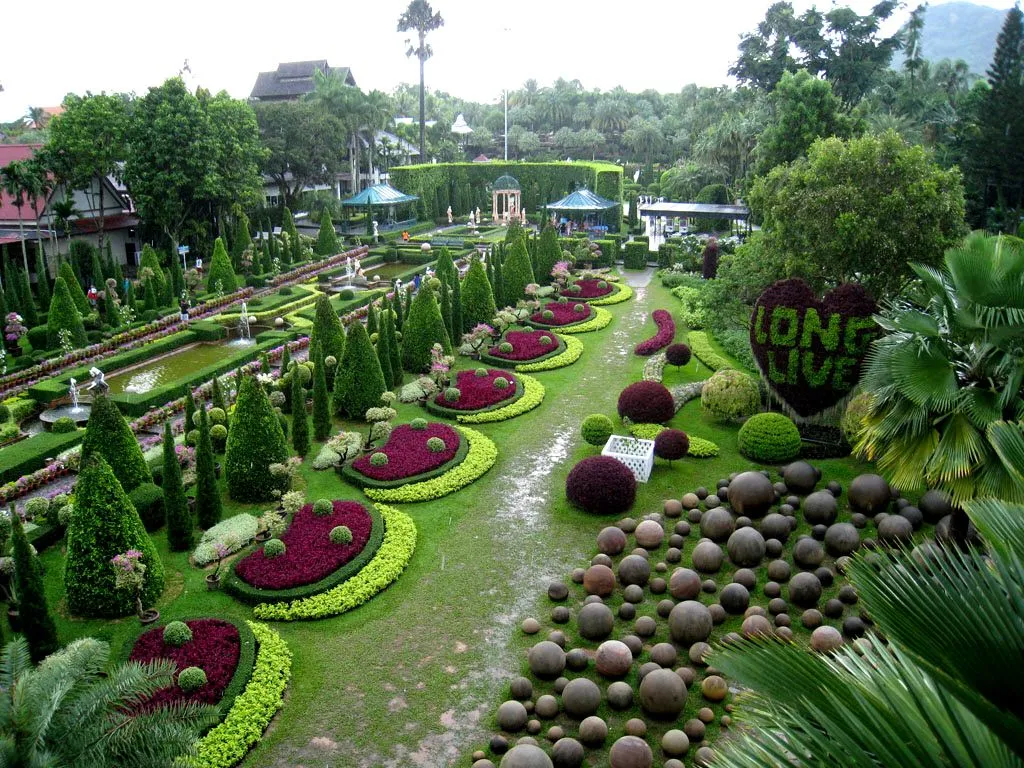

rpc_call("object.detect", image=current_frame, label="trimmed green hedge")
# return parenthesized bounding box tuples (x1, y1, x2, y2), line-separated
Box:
(341, 434, 471, 490)
(0, 430, 84, 484)
(623, 241, 650, 270)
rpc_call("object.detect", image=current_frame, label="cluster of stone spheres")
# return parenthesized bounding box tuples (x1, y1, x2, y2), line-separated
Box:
(467, 462, 953, 768)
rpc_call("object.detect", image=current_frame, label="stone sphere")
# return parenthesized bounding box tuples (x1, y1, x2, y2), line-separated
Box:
(764, 538, 782, 558)
(788, 572, 823, 607)
(621, 635, 643, 657)
(824, 523, 860, 555)
(592, 554, 613, 568)
(607, 681, 634, 709)
(623, 584, 644, 604)
(597, 527, 627, 555)
(759, 513, 791, 542)
(899, 505, 923, 530)
(695, 487, 709, 499)
(657, 599, 674, 618)
(491, 736, 510, 754)
(677, 667, 697, 686)
(736, 516, 751, 529)
(565, 648, 588, 672)
(571, 568, 585, 584)
(726, 527, 766, 567)
(619, 518, 638, 533)
(639, 668, 688, 718)
(528, 641, 565, 678)
(701, 674, 728, 702)
(669, 601, 713, 645)
(793, 537, 825, 568)
(663, 499, 683, 517)
(767, 559, 791, 582)
(811, 524, 828, 540)
(694, 746, 716, 767)
(773, 481, 788, 496)
(551, 738, 584, 768)
(650, 642, 678, 668)
(548, 581, 569, 601)
(577, 603, 615, 640)
(522, 618, 540, 635)
(554, 678, 569, 695)
(500, 744, 553, 768)
(688, 509, 702, 524)
(510, 677, 533, 699)
(551, 606, 570, 624)
(705, 494, 721, 509)
(634, 616, 657, 637)
(783, 461, 818, 493)
(919, 489, 952, 523)
(741, 614, 773, 638)
(618, 555, 651, 587)
(768, 597, 788, 615)
(609, 735, 653, 768)
(650, 577, 666, 593)
(675, 521, 691, 536)
(665, 547, 682, 563)
(638, 662, 660, 681)
(535, 694, 559, 719)
(548, 630, 567, 647)
(669, 568, 701, 600)
(764, 581, 781, 598)
(689, 641, 711, 665)
(709, 603, 727, 624)
(878, 514, 913, 545)
(682, 493, 700, 509)
(624, 718, 647, 737)
(849, 474, 891, 515)
(562, 678, 601, 718)
(732, 568, 757, 590)
(683, 718, 706, 741)
(635, 520, 665, 549)
(583, 565, 615, 597)
(662, 728, 690, 757)
(618, 603, 636, 621)
(702, 579, 718, 594)
(691, 541, 724, 573)
(595, 641, 634, 678)
(578, 716, 607, 746)
(728, 471, 775, 517)
(801, 608, 823, 629)
(786, 495, 801, 508)
(475, 760, 496, 768)
(823, 598, 844, 618)
(699, 507, 735, 542)
(744, 605, 768, 619)
(719, 583, 750, 615)
(810, 625, 843, 652)
(497, 700, 529, 732)
(803, 491, 838, 526)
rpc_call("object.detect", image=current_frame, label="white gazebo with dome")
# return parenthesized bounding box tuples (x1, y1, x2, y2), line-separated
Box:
(491, 175, 524, 224)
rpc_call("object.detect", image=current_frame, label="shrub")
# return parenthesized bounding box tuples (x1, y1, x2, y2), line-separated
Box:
(842, 392, 873, 446)
(195, 406, 222, 529)
(11, 513, 57, 662)
(444, 388, 460, 402)
(208, 407, 227, 425)
(634, 309, 676, 355)
(163, 620, 193, 647)
(46, 276, 88, 350)
(666, 343, 692, 367)
(309, 295, 346, 388)
(177, 666, 208, 693)
(461, 257, 497, 331)
(401, 286, 451, 373)
(316, 213, 339, 256)
(566, 456, 637, 514)
(738, 412, 802, 463)
(702, 237, 720, 278)
(81, 395, 152, 495)
(539, 335, 553, 346)
(493, 377, 510, 390)
(186, 429, 199, 447)
(426, 436, 446, 453)
(128, 482, 165, 533)
(623, 241, 648, 270)
(701, 369, 760, 420)
(654, 429, 690, 462)
(263, 538, 286, 558)
(410, 418, 428, 431)
(192, 513, 259, 566)
(206, 238, 238, 294)
(618, 381, 675, 424)
(51, 416, 77, 433)
(581, 414, 614, 446)
(209, 423, 228, 451)
(332, 322, 386, 420)
(370, 452, 389, 467)
(502, 237, 536, 302)
(24, 496, 49, 520)
(162, 421, 193, 552)
(0, 403, 8, 422)
(329, 526, 353, 545)
(226, 376, 288, 502)
(687, 331, 733, 371)
(688, 436, 720, 458)
(312, 499, 333, 517)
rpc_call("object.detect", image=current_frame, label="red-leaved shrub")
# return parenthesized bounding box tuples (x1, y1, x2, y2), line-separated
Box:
(488, 330, 559, 361)
(617, 381, 675, 424)
(352, 423, 459, 479)
(566, 456, 637, 514)
(634, 310, 676, 356)
(654, 429, 690, 461)
(434, 369, 517, 410)
(665, 343, 692, 367)
(571, 279, 614, 299)
(529, 301, 593, 326)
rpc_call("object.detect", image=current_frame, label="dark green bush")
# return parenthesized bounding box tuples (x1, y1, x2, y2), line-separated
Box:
(401, 285, 450, 373)
(623, 242, 649, 270)
(581, 414, 614, 446)
(225, 376, 288, 502)
(206, 237, 238, 294)
(51, 416, 77, 434)
(128, 482, 165, 532)
(737, 412, 802, 463)
(81, 395, 152, 494)
(333, 322, 386, 419)
(46, 276, 87, 350)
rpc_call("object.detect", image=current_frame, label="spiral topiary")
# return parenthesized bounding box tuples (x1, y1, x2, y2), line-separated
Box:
(665, 343, 692, 367)
(738, 412, 802, 463)
(654, 429, 690, 462)
(163, 620, 193, 647)
(177, 666, 207, 693)
(701, 369, 761, 420)
(312, 499, 333, 517)
(426, 436, 446, 453)
(566, 456, 637, 515)
(263, 538, 286, 558)
(618, 381, 675, 424)
(330, 525, 353, 545)
(370, 452, 389, 467)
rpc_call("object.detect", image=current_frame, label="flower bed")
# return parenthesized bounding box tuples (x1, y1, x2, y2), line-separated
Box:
(485, 330, 565, 362)
(431, 369, 518, 411)
(557, 306, 613, 334)
(589, 281, 634, 306)
(527, 301, 594, 328)
(514, 335, 583, 373)
(455, 374, 545, 424)
(567, 278, 614, 299)
(253, 504, 416, 621)
(634, 309, 676, 356)
(233, 501, 372, 590)
(351, 423, 460, 480)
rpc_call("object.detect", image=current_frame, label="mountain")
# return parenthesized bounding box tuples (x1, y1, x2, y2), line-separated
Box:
(897, 2, 1011, 77)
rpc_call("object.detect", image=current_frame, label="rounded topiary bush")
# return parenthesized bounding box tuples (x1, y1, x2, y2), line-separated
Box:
(209, 423, 228, 451)
(566, 456, 637, 515)
(312, 498, 333, 517)
(493, 377, 510, 390)
(542, 310, 555, 320)
(263, 538, 286, 558)
(370, 452, 389, 467)
(581, 414, 614, 447)
(426, 436, 446, 453)
(841, 392, 872, 446)
(324, 355, 338, 368)
(654, 429, 689, 461)
(186, 429, 199, 447)
(618, 381, 675, 424)
(701, 369, 761, 420)
(475, 367, 490, 377)
(410, 418, 428, 431)
(738, 412, 802, 463)
(163, 620, 193, 647)
(539, 335, 553, 346)
(208, 407, 226, 425)
(444, 388, 461, 403)
(499, 342, 514, 353)
(51, 416, 77, 434)
(177, 666, 207, 693)
(330, 525, 353, 545)
(665, 343, 692, 367)
(573, 304, 586, 313)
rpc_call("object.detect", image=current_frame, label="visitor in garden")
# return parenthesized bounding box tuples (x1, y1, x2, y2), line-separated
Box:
(414, 273, 422, 291)
(179, 295, 191, 324)
(87, 285, 98, 307)
(402, 231, 410, 242)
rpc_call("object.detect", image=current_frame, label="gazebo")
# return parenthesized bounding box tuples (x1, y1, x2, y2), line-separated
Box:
(340, 183, 419, 235)
(547, 187, 619, 235)
(491, 175, 524, 224)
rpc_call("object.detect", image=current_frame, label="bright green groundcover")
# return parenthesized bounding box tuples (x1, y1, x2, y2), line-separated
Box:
(515, 335, 583, 372)
(0, 430, 84, 484)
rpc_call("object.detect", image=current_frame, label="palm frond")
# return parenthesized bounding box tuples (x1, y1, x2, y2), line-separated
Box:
(926, 412, 984, 484)
(890, 346, 958, 409)
(962, 387, 1004, 431)
(965, 498, 1024, 561)
(987, 421, 1024, 484)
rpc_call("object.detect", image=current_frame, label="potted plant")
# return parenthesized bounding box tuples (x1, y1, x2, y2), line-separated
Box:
(205, 542, 232, 590)
(111, 550, 159, 624)
(4, 313, 26, 357)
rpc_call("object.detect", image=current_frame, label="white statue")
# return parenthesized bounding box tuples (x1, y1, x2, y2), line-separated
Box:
(372, 220, 379, 240)
(447, 205, 453, 224)
(85, 367, 108, 396)
(68, 378, 79, 411)
(476, 206, 481, 223)
(468, 210, 475, 226)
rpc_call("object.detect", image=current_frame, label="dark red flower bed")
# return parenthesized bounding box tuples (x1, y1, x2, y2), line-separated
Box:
(568, 279, 614, 299)
(530, 301, 593, 326)
(634, 309, 676, 355)
(434, 369, 517, 411)
(129, 619, 240, 708)
(488, 330, 560, 361)
(234, 501, 372, 589)
(352, 422, 460, 480)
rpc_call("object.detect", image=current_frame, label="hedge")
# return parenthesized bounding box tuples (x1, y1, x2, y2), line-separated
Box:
(623, 241, 649, 270)
(514, 335, 584, 372)
(0, 430, 83, 484)
(686, 331, 734, 372)
(588, 282, 633, 306)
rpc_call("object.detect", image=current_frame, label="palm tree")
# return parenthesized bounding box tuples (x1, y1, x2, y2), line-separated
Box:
(0, 636, 219, 767)
(708, 495, 1024, 767)
(397, 0, 445, 161)
(310, 70, 366, 193)
(24, 159, 52, 273)
(361, 90, 395, 184)
(50, 194, 81, 255)
(24, 106, 48, 130)
(0, 160, 34, 274)
(855, 233, 1024, 527)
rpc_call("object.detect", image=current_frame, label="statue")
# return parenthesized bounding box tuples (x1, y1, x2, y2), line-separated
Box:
(372, 220, 379, 240)
(85, 367, 109, 396)
(468, 210, 475, 226)
(476, 206, 481, 224)
(68, 378, 80, 411)
(447, 205, 453, 224)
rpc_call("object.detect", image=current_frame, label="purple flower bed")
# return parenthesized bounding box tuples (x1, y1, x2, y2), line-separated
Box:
(352, 422, 460, 480)
(436, 369, 517, 410)
(569, 279, 614, 299)
(488, 330, 559, 361)
(234, 501, 372, 590)
(634, 309, 676, 356)
(529, 301, 593, 326)
(129, 619, 240, 708)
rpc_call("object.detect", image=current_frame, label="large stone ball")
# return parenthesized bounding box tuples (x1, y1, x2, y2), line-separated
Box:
(849, 474, 891, 515)
(578, 716, 607, 746)
(783, 461, 818, 493)
(919, 489, 952, 523)
(650, 642, 678, 667)
(899, 505, 924, 530)
(551, 738, 583, 768)
(878, 513, 914, 545)
(595, 641, 634, 679)
(728, 471, 775, 517)
(741, 614, 773, 638)
(639, 668, 688, 718)
(701, 675, 728, 702)
(759, 513, 791, 542)
(500, 743, 554, 768)
(562, 678, 601, 718)
(691, 541, 724, 573)
(788, 572, 823, 607)
(583, 564, 615, 597)
(699, 508, 735, 542)
(663, 499, 683, 518)
(662, 729, 690, 757)
(669, 601, 713, 645)
(597, 526, 628, 555)
(669, 568, 701, 600)
(528, 642, 566, 678)
(719, 583, 750, 615)
(578, 603, 615, 641)
(803, 491, 838, 526)
(617, 555, 651, 587)
(810, 625, 843, 652)
(609, 735, 653, 768)
(793, 537, 825, 568)
(682, 492, 700, 509)
(607, 681, 634, 709)
(497, 700, 529, 732)
(726, 527, 766, 567)
(635, 520, 665, 549)
(535, 695, 559, 719)
(824, 523, 860, 555)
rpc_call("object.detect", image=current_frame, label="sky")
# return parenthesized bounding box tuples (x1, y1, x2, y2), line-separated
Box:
(0, 0, 1013, 123)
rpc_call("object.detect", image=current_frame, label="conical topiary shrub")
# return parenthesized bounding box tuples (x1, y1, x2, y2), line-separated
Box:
(401, 285, 451, 373)
(12, 513, 58, 662)
(316, 213, 339, 257)
(206, 237, 237, 294)
(46, 276, 87, 350)
(81, 394, 152, 495)
(461, 256, 496, 330)
(162, 420, 193, 551)
(225, 375, 289, 502)
(333, 321, 386, 419)
(502, 236, 536, 303)
(310, 295, 346, 390)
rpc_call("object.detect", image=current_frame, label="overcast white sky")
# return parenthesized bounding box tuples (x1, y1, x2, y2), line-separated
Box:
(0, 0, 1012, 122)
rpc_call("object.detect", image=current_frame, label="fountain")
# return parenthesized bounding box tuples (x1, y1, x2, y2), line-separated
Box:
(69, 378, 81, 414)
(39, 376, 92, 429)
(329, 256, 370, 294)
(229, 302, 255, 347)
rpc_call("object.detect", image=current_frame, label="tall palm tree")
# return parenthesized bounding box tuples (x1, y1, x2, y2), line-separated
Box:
(0, 160, 34, 274)
(361, 90, 395, 183)
(50, 195, 81, 255)
(0, 636, 219, 767)
(709, 496, 1024, 767)
(397, 0, 444, 161)
(855, 233, 1024, 522)
(24, 159, 52, 273)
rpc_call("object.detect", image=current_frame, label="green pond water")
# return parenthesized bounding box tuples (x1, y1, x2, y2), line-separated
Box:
(363, 262, 417, 280)
(106, 341, 242, 395)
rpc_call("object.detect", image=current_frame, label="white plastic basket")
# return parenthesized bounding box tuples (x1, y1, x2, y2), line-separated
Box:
(602, 435, 655, 483)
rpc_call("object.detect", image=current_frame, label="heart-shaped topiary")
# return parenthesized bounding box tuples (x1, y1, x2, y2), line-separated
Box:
(749, 279, 879, 417)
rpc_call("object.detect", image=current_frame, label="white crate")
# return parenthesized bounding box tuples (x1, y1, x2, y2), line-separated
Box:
(602, 435, 655, 483)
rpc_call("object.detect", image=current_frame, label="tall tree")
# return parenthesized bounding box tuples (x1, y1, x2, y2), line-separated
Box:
(194, 405, 222, 529)
(291, 368, 311, 457)
(203, 90, 266, 219)
(162, 420, 193, 552)
(398, 0, 445, 160)
(311, 345, 332, 442)
(11, 513, 58, 663)
(225, 376, 288, 502)
(0, 160, 34, 274)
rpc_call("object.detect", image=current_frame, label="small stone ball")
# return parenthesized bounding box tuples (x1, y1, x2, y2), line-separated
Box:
(546, 726, 564, 744)
(786, 495, 801, 508)
(773, 481, 788, 496)
(768, 597, 787, 615)
(765, 538, 783, 558)
(510, 677, 533, 699)
(663, 499, 683, 517)
(899, 505, 923, 530)
(849, 474, 891, 515)
(591, 554, 613, 568)
(688, 509, 702, 524)
(565, 648, 589, 672)
(650, 577, 666, 594)
(782, 461, 818, 493)
(694, 746, 716, 767)
(767, 559, 791, 582)
(474, 750, 487, 761)
(639, 668, 688, 718)
(698, 707, 715, 723)
(687, 642, 710, 665)
(727, 527, 767, 567)
(635, 520, 665, 549)
(691, 541, 724, 573)
(744, 605, 768, 619)
(815, 567, 834, 588)
(719, 583, 750, 615)
(491, 736, 510, 754)
(788, 572, 823, 608)
(609, 735, 653, 768)
(551, 606, 570, 624)
(665, 547, 682, 563)
(677, 666, 697, 686)
(919, 489, 952, 523)
(535, 694, 559, 719)
(779, 503, 795, 516)
(552, 738, 583, 768)
(675, 521, 691, 536)
(622, 585, 644, 604)
(668, 533, 684, 548)
(522, 618, 540, 635)
(597, 527, 628, 555)
(728, 471, 775, 517)
(630, 547, 650, 558)
(561, 678, 601, 718)
(736, 516, 751, 529)
(621, 635, 643, 657)
(823, 598, 845, 618)
(634, 616, 657, 638)
(669, 568, 701, 600)
(474, 759, 496, 768)
(650, 642, 678, 668)
(553, 678, 569, 695)
(709, 603, 727, 625)
(843, 616, 867, 638)
(618, 555, 651, 587)
(775, 612, 791, 628)
(801, 608, 823, 629)
(578, 716, 607, 746)
(695, 487, 709, 499)
(595, 641, 634, 678)
(683, 718, 706, 741)
(804, 491, 838, 525)
(662, 729, 690, 757)
(764, 581, 781, 598)
(878, 514, 914, 545)
(528, 642, 565, 678)
(499, 743, 553, 768)
(618, 603, 636, 621)
(583, 565, 615, 597)
(682, 492, 700, 509)
(849, 513, 868, 529)
(619, 518, 638, 533)
(702, 579, 718, 594)
(759, 513, 791, 542)
(741, 614, 773, 638)
(705, 494, 721, 509)
(577, 603, 614, 641)
(827, 480, 842, 496)
(548, 582, 569, 601)
(527, 720, 542, 735)
(624, 718, 647, 737)
(810, 625, 843, 652)
(607, 681, 634, 709)
(825, 523, 860, 555)
(793, 537, 825, 568)
(548, 631, 567, 648)
(497, 700, 529, 732)
(701, 674, 728, 702)
(657, 599, 675, 618)
(732, 568, 757, 590)
(638, 662, 661, 681)
(570, 568, 585, 584)
(699, 507, 735, 542)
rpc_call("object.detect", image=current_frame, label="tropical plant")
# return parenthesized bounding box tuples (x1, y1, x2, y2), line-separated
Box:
(397, 0, 445, 160)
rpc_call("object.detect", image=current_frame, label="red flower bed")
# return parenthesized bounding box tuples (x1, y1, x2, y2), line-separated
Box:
(634, 309, 676, 355)
(129, 619, 240, 708)
(488, 330, 560, 361)
(352, 422, 460, 480)
(234, 501, 372, 589)
(435, 369, 517, 410)
(568, 279, 614, 299)
(529, 301, 593, 326)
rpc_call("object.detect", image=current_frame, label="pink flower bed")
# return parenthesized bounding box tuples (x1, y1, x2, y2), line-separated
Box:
(634, 309, 676, 356)
(129, 619, 240, 708)
(529, 301, 593, 326)
(567, 279, 614, 299)
(488, 330, 560, 361)
(352, 422, 460, 480)
(234, 501, 372, 589)
(436, 369, 517, 410)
